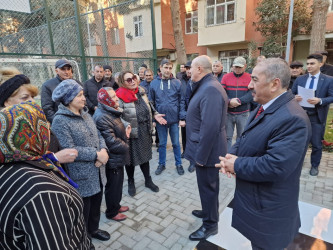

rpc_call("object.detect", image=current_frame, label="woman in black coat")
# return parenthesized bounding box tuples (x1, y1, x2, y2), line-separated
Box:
(93, 87, 131, 221)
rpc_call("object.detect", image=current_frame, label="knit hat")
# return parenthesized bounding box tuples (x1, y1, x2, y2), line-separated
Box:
(103, 65, 112, 71)
(0, 74, 30, 107)
(52, 79, 83, 105)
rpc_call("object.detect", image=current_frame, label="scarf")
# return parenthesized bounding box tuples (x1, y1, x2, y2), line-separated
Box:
(97, 88, 116, 108)
(116, 87, 139, 103)
(0, 101, 78, 188)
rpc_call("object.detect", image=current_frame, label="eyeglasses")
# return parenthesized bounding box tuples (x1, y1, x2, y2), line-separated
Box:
(125, 75, 137, 83)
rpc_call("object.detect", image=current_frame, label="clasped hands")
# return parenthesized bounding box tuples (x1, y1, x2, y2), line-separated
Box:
(95, 148, 109, 168)
(295, 95, 321, 105)
(215, 153, 238, 178)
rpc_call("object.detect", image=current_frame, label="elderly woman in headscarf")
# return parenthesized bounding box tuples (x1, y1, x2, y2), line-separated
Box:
(0, 66, 78, 165)
(51, 79, 110, 243)
(93, 87, 131, 221)
(0, 102, 90, 249)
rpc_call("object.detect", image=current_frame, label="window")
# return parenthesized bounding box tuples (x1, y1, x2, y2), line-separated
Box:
(219, 49, 247, 73)
(133, 15, 143, 37)
(111, 27, 120, 45)
(185, 10, 198, 34)
(206, 0, 236, 26)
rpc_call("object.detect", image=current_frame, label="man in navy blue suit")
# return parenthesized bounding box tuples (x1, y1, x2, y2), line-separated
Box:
(217, 58, 311, 249)
(185, 55, 228, 241)
(292, 53, 333, 176)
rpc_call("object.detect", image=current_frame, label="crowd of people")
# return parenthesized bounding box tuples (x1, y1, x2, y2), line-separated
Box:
(0, 50, 333, 249)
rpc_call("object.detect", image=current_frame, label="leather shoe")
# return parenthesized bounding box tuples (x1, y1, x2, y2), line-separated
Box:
(119, 206, 129, 213)
(192, 210, 203, 218)
(90, 229, 110, 241)
(189, 225, 218, 241)
(181, 152, 185, 158)
(108, 213, 127, 221)
(188, 163, 195, 173)
(176, 165, 184, 175)
(155, 165, 165, 175)
(310, 166, 319, 176)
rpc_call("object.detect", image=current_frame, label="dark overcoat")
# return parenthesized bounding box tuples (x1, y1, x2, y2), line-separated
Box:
(230, 91, 311, 249)
(184, 73, 228, 167)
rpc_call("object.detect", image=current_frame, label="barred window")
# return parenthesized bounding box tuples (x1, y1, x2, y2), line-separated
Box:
(133, 15, 143, 37)
(206, 0, 236, 26)
(185, 10, 198, 34)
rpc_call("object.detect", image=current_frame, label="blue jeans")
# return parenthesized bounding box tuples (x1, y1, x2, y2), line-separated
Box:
(156, 123, 182, 166)
(226, 112, 249, 150)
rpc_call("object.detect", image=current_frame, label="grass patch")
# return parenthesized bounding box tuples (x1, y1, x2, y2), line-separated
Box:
(323, 107, 333, 152)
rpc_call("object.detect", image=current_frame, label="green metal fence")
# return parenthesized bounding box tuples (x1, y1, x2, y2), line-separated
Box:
(0, 0, 157, 88)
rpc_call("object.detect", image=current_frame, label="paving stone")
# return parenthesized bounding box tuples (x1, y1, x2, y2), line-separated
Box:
(133, 236, 152, 250)
(163, 232, 181, 248)
(147, 240, 168, 250)
(117, 235, 137, 248)
(147, 230, 167, 244)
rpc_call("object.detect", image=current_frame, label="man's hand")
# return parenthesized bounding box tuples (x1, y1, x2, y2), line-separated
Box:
(307, 97, 321, 105)
(215, 154, 238, 178)
(295, 95, 302, 102)
(154, 114, 167, 125)
(229, 98, 241, 108)
(96, 148, 109, 165)
(125, 124, 131, 138)
(54, 148, 78, 164)
(179, 120, 186, 127)
(95, 160, 103, 168)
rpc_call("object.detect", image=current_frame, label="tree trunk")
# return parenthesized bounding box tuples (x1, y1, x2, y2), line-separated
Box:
(309, 0, 330, 53)
(170, 0, 187, 65)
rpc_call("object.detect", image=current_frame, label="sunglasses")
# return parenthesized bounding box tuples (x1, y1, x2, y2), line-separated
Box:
(125, 75, 137, 83)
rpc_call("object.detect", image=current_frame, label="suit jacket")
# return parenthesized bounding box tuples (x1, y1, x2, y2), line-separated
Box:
(321, 63, 333, 77)
(184, 73, 228, 167)
(292, 73, 333, 123)
(229, 91, 311, 249)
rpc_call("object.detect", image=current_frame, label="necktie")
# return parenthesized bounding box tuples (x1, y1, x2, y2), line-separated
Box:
(255, 105, 264, 119)
(309, 76, 316, 89)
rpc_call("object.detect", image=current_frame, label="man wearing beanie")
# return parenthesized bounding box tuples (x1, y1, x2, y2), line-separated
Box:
(84, 65, 113, 115)
(41, 59, 74, 123)
(103, 65, 116, 88)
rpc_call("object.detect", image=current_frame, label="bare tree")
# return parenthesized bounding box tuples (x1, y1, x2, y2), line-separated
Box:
(170, 0, 187, 65)
(309, 0, 330, 53)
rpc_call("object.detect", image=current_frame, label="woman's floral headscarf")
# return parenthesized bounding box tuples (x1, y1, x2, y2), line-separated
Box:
(0, 101, 77, 188)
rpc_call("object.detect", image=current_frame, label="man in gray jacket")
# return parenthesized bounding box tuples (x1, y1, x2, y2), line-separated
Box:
(41, 59, 73, 123)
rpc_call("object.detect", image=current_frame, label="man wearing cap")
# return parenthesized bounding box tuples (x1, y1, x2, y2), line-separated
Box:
(212, 60, 224, 83)
(292, 53, 333, 176)
(41, 59, 74, 123)
(316, 51, 333, 77)
(83, 65, 113, 115)
(221, 56, 252, 150)
(289, 61, 304, 89)
(103, 65, 116, 88)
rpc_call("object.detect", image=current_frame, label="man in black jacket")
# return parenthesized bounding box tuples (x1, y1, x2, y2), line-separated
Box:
(84, 65, 113, 115)
(41, 59, 73, 123)
(316, 50, 333, 76)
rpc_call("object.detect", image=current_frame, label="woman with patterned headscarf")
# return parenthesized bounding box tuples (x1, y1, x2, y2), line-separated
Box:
(51, 79, 110, 244)
(0, 102, 90, 249)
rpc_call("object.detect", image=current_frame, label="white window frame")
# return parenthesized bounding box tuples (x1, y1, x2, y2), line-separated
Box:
(111, 27, 120, 45)
(206, 0, 236, 26)
(219, 49, 247, 73)
(185, 10, 198, 34)
(133, 15, 143, 37)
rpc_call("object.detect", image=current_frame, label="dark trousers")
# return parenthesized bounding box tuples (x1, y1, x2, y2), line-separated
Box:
(125, 161, 150, 180)
(82, 183, 103, 234)
(251, 243, 283, 250)
(155, 128, 159, 144)
(181, 126, 186, 152)
(196, 165, 219, 229)
(104, 166, 124, 218)
(308, 114, 326, 168)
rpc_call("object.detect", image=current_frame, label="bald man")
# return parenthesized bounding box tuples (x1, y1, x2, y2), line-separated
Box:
(185, 55, 228, 241)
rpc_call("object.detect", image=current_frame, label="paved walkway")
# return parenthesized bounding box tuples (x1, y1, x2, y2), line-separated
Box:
(93, 143, 333, 250)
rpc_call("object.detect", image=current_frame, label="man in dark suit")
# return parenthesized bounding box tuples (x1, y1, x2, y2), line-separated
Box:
(217, 58, 311, 250)
(316, 50, 333, 76)
(292, 53, 333, 176)
(185, 55, 228, 241)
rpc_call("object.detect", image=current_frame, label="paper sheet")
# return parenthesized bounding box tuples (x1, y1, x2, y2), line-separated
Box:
(298, 86, 315, 108)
